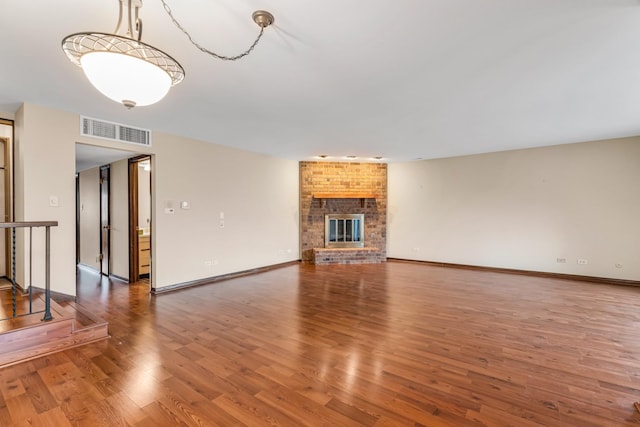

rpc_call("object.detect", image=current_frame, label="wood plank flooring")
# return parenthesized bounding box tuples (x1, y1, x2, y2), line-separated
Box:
(2, 262, 640, 426)
(0, 288, 109, 368)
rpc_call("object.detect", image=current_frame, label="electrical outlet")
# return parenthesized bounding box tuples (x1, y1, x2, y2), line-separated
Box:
(577, 258, 588, 265)
(556, 257, 566, 263)
(615, 263, 623, 269)
(412, 247, 420, 252)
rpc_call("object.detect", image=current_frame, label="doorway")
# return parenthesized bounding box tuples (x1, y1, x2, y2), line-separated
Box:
(128, 156, 151, 283)
(0, 119, 14, 285)
(75, 144, 145, 285)
(99, 165, 110, 275)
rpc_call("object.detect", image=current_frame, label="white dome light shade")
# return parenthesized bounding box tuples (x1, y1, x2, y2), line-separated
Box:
(62, 32, 185, 109)
(80, 51, 172, 108)
(61, 1, 270, 108)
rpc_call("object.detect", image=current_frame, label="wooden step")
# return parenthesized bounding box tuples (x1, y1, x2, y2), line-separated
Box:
(0, 298, 109, 368)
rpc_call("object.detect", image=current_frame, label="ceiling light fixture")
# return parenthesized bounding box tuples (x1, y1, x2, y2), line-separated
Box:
(62, 0, 274, 109)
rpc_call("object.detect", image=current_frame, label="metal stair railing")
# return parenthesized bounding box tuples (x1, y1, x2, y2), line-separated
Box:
(0, 221, 58, 322)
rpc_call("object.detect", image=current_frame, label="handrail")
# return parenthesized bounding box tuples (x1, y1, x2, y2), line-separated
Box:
(0, 221, 58, 322)
(0, 221, 58, 228)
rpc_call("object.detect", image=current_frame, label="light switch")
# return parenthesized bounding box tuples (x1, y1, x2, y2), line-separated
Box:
(181, 201, 190, 209)
(49, 196, 59, 207)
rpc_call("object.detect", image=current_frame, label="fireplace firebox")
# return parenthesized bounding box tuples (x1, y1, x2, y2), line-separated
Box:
(325, 214, 364, 248)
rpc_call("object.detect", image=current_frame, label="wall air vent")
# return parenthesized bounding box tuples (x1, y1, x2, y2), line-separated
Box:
(80, 116, 151, 147)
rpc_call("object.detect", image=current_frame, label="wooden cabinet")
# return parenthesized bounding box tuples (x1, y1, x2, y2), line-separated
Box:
(139, 235, 150, 275)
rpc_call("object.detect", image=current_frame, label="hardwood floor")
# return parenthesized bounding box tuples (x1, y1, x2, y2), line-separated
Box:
(1, 262, 640, 426)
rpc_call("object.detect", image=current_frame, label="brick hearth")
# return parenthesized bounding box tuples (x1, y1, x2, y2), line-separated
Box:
(312, 247, 385, 265)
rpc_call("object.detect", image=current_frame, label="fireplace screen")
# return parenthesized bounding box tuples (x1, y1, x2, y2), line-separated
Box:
(325, 214, 364, 248)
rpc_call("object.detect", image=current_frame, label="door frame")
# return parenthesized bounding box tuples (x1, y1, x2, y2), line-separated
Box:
(99, 165, 110, 275)
(128, 155, 151, 283)
(75, 173, 80, 265)
(0, 119, 14, 280)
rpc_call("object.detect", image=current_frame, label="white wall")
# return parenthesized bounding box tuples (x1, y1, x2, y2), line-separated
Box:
(152, 132, 300, 288)
(14, 103, 299, 295)
(110, 159, 129, 280)
(388, 137, 640, 281)
(78, 167, 100, 270)
(15, 104, 78, 294)
(137, 166, 151, 231)
(13, 108, 25, 287)
(0, 125, 11, 138)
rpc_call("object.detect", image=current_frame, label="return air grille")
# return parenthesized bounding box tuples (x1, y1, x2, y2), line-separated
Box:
(80, 116, 151, 147)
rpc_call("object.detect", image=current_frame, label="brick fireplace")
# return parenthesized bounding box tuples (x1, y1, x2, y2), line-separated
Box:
(299, 161, 387, 264)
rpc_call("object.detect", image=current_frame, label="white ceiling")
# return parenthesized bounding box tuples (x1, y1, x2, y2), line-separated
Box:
(75, 143, 139, 172)
(2, 0, 639, 162)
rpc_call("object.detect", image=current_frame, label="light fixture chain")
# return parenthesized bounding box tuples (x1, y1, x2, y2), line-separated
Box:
(160, 0, 265, 61)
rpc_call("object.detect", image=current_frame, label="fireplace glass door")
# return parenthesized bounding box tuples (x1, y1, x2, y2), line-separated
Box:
(325, 214, 364, 248)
